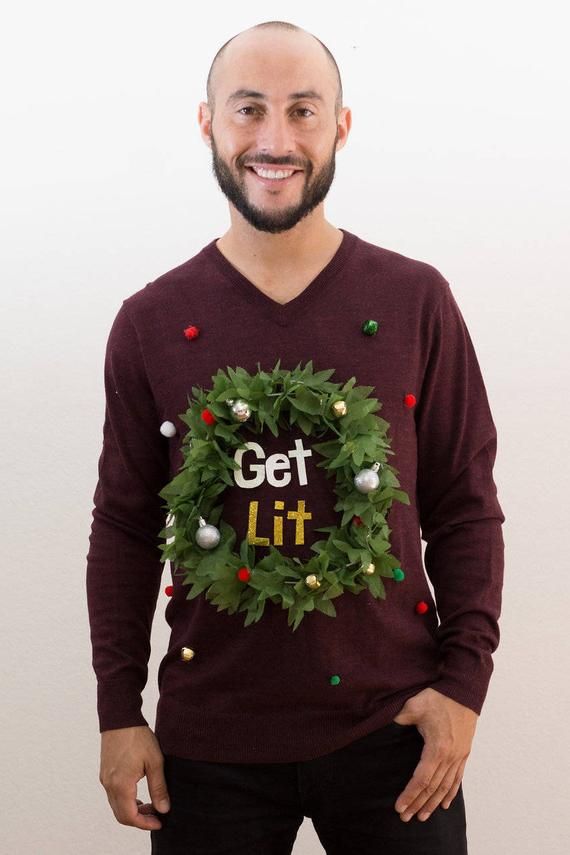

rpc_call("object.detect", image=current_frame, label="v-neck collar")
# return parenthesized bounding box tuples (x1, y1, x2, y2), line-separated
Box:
(203, 228, 358, 327)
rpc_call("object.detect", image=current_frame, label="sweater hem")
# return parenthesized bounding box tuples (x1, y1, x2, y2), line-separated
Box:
(151, 681, 437, 764)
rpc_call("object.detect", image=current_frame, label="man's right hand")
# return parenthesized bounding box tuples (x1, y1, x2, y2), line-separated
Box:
(99, 725, 171, 832)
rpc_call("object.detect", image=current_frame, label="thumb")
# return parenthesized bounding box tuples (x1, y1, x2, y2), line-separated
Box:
(146, 764, 171, 814)
(393, 704, 416, 726)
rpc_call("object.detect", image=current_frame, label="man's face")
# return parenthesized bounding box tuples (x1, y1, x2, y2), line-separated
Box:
(199, 31, 349, 234)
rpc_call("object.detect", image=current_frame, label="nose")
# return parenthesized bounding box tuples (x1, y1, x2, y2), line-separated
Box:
(256, 110, 296, 161)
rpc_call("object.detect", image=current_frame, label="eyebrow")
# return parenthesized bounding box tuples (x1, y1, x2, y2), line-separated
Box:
(226, 89, 324, 105)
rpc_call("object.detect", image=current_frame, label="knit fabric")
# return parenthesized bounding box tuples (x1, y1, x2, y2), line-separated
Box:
(85, 228, 505, 763)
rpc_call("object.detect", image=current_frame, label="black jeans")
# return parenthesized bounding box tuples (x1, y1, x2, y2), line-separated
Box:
(150, 720, 468, 854)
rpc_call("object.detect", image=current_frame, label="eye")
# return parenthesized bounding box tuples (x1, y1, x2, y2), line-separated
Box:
(237, 106, 315, 117)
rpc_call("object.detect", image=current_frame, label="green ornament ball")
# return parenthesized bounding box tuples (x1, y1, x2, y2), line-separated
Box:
(361, 319, 379, 336)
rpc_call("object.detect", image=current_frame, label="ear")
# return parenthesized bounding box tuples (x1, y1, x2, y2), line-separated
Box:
(335, 106, 352, 151)
(198, 102, 213, 148)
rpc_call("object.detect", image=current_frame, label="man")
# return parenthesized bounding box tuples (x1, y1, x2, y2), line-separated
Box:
(87, 20, 505, 855)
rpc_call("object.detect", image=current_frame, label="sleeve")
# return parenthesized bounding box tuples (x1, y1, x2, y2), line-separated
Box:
(85, 300, 170, 732)
(415, 279, 506, 716)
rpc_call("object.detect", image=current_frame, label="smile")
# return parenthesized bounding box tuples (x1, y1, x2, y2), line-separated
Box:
(246, 166, 303, 186)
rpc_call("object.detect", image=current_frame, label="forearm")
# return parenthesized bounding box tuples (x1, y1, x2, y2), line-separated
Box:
(425, 507, 505, 713)
(86, 300, 170, 732)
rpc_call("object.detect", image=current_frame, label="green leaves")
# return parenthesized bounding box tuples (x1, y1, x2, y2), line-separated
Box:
(156, 359, 410, 631)
(292, 386, 323, 416)
(367, 573, 386, 599)
(314, 598, 337, 617)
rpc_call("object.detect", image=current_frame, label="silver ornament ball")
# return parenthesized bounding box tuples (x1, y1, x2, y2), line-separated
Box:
(227, 398, 251, 423)
(195, 517, 221, 549)
(354, 466, 380, 494)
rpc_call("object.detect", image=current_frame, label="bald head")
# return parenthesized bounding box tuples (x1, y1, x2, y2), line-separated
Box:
(206, 21, 343, 119)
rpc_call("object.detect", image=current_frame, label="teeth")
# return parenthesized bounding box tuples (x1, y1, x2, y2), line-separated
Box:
(251, 167, 295, 180)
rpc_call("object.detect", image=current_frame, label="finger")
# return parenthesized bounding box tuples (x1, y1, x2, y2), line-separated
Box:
(442, 757, 468, 809)
(402, 752, 466, 820)
(415, 758, 463, 820)
(398, 759, 449, 820)
(394, 740, 444, 814)
(110, 778, 163, 831)
(146, 757, 171, 814)
(441, 779, 461, 810)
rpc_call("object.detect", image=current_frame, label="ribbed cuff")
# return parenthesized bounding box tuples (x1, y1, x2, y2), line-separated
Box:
(97, 680, 149, 733)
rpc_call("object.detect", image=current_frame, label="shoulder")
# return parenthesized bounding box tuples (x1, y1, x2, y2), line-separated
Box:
(121, 242, 216, 322)
(350, 231, 450, 313)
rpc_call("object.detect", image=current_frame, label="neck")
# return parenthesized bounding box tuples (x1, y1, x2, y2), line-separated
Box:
(217, 209, 342, 272)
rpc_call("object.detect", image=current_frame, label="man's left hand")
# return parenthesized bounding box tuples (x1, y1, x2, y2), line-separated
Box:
(392, 687, 478, 822)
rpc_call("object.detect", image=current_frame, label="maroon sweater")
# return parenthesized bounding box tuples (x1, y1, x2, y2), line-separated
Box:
(85, 228, 505, 763)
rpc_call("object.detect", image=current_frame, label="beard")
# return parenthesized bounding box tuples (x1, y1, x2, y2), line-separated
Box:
(209, 129, 339, 234)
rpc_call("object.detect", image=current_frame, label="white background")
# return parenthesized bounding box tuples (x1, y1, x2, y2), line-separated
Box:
(1, 1, 569, 853)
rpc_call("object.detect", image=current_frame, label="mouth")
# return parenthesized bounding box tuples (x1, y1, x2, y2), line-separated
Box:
(245, 165, 304, 187)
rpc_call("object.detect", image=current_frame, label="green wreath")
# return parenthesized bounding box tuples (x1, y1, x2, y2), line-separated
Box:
(157, 359, 410, 631)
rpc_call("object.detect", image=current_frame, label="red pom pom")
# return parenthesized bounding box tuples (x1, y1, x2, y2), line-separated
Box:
(201, 408, 216, 425)
(164, 585, 174, 597)
(404, 393, 416, 408)
(415, 600, 429, 614)
(183, 325, 200, 340)
(352, 515, 364, 526)
(237, 566, 251, 583)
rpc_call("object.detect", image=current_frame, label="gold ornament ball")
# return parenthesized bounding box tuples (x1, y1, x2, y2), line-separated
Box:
(331, 400, 348, 418)
(305, 574, 321, 590)
(363, 563, 376, 575)
(180, 647, 195, 662)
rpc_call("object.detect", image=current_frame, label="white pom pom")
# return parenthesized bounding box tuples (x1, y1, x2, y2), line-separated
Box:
(160, 420, 177, 438)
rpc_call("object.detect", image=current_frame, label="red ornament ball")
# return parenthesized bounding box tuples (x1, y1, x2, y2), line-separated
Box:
(415, 600, 429, 614)
(183, 324, 200, 340)
(352, 515, 364, 526)
(201, 408, 216, 425)
(164, 585, 174, 597)
(236, 566, 251, 583)
(404, 393, 417, 408)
